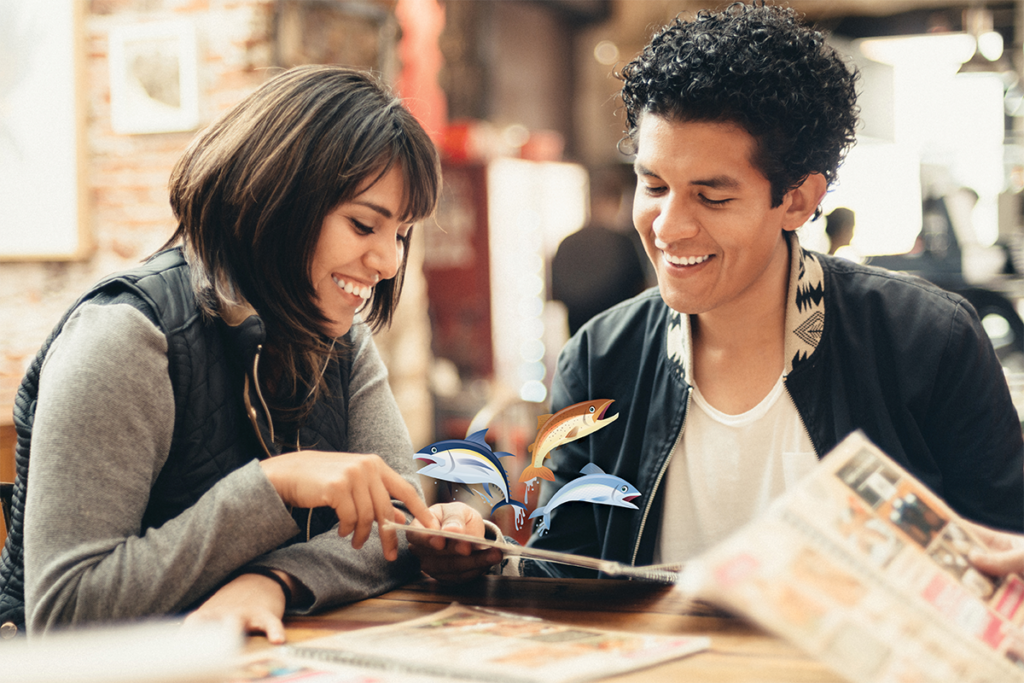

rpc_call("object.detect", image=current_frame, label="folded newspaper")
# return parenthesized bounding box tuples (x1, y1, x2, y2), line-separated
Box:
(677, 430, 1024, 683)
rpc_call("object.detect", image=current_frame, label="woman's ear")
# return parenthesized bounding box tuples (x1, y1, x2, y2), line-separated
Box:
(782, 173, 827, 232)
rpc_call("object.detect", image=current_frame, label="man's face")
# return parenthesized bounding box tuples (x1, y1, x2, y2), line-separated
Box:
(632, 115, 798, 319)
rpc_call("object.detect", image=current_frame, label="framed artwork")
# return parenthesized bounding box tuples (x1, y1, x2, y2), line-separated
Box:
(0, 0, 87, 260)
(108, 19, 200, 136)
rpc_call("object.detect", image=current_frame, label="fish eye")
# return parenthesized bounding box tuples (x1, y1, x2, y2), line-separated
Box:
(589, 406, 596, 413)
(430, 447, 438, 453)
(619, 485, 628, 492)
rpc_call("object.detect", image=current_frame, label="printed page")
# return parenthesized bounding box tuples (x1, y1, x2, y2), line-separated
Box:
(680, 431, 1024, 683)
(385, 522, 682, 583)
(229, 653, 450, 683)
(286, 603, 709, 683)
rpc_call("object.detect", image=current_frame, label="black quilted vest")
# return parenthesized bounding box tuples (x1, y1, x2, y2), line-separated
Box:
(0, 249, 349, 634)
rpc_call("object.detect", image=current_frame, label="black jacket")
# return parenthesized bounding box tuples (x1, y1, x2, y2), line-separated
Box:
(526, 239, 1024, 576)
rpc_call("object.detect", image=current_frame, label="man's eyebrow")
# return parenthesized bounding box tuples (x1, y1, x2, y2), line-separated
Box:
(634, 163, 741, 191)
(634, 162, 657, 177)
(691, 175, 740, 190)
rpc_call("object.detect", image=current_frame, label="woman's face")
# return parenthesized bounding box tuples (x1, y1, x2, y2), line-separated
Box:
(310, 166, 412, 338)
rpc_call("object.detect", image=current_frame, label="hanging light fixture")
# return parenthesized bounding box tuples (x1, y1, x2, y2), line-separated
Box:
(959, 6, 1010, 73)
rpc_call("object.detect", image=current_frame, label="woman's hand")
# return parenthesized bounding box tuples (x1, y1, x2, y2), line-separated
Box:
(406, 502, 503, 583)
(184, 571, 298, 644)
(260, 451, 437, 561)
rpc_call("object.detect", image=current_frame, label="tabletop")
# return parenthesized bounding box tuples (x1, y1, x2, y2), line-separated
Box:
(261, 576, 847, 683)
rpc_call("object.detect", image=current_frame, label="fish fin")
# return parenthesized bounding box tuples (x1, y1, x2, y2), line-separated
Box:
(536, 415, 552, 428)
(465, 429, 490, 445)
(564, 426, 579, 439)
(496, 451, 516, 459)
(482, 482, 493, 497)
(491, 499, 528, 514)
(527, 442, 536, 454)
(520, 465, 556, 483)
(580, 463, 605, 475)
(528, 505, 545, 519)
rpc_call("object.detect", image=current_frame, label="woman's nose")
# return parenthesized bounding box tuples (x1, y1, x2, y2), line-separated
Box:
(368, 232, 401, 281)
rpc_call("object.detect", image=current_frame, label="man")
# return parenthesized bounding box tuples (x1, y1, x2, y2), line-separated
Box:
(411, 2, 1023, 580)
(825, 207, 855, 256)
(550, 165, 650, 336)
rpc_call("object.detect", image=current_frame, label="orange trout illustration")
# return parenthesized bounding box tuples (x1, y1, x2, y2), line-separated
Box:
(519, 399, 618, 483)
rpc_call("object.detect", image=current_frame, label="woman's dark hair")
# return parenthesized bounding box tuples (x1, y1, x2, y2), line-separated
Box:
(619, 1, 859, 208)
(164, 65, 441, 408)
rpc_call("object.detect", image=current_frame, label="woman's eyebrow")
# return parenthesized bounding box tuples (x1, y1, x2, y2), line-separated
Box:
(352, 200, 394, 219)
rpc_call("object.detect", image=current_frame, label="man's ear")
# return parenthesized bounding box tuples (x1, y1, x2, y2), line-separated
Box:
(782, 173, 827, 231)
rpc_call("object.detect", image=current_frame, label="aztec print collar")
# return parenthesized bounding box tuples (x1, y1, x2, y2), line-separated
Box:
(665, 231, 826, 384)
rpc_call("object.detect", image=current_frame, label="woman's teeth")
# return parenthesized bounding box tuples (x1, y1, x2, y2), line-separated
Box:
(332, 276, 372, 300)
(665, 253, 711, 266)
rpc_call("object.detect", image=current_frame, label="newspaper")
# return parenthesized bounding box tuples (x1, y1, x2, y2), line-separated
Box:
(678, 430, 1024, 683)
(250, 603, 709, 683)
(385, 522, 682, 583)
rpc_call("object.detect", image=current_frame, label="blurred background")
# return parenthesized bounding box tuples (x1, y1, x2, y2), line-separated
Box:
(2, 1, 1024, 532)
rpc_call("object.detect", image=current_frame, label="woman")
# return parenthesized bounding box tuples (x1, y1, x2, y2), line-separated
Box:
(0, 65, 441, 642)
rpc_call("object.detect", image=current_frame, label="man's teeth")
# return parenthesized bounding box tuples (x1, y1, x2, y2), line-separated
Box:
(332, 276, 372, 300)
(665, 254, 711, 266)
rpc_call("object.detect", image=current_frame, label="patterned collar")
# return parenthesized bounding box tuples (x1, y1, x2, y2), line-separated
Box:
(665, 232, 826, 384)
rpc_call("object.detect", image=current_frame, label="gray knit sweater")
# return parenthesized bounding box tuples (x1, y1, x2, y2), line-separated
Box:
(24, 302, 420, 633)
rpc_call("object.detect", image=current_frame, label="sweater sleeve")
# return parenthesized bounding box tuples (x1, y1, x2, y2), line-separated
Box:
(245, 322, 421, 613)
(24, 303, 300, 633)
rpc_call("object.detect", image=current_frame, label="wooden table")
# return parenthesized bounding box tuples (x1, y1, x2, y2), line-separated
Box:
(263, 576, 846, 683)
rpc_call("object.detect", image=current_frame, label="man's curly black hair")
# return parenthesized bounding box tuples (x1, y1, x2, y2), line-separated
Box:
(619, 1, 859, 208)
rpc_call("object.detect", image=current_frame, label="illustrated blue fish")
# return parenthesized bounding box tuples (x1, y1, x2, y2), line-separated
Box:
(529, 463, 641, 534)
(414, 429, 528, 519)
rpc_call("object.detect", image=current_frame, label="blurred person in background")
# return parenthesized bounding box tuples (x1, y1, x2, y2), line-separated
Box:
(550, 165, 651, 336)
(825, 207, 856, 259)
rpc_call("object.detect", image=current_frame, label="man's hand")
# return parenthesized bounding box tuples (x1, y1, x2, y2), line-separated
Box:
(406, 502, 503, 583)
(963, 519, 1024, 577)
(184, 571, 299, 644)
(260, 451, 439, 561)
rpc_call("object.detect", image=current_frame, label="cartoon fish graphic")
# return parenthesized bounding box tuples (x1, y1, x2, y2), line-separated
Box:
(529, 463, 640, 534)
(519, 399, 618, 483)
(414, 429, 528, 521)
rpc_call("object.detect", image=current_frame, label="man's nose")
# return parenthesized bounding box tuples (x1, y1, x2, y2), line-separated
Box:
(652, 196, 699, 247)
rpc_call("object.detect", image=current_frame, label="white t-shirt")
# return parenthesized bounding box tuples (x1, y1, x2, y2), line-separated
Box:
(653, 375, 817, 564)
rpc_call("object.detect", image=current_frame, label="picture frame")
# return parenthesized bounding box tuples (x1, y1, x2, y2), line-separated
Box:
(108, 19, 200, 136)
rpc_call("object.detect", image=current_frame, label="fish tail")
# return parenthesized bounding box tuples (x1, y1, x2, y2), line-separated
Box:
(519, 465, 555, 483)
(527, 506, 549, 534)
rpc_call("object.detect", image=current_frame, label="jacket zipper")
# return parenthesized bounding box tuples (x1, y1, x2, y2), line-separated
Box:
(631, 386, 691, 567)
